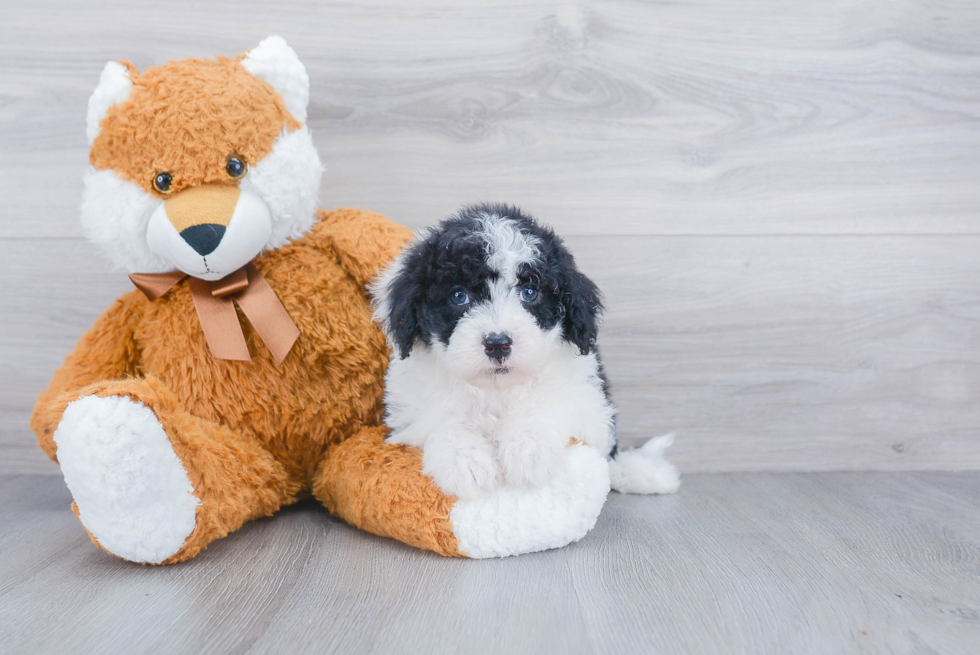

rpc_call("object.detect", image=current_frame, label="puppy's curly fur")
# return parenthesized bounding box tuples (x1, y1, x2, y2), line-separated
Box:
(372, 204, 680, 500)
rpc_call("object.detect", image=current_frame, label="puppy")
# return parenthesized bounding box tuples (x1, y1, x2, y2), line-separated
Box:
(371, 204, 679, 500)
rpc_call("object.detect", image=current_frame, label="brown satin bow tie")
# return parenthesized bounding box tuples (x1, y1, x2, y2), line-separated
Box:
(129, 262, 300, 364)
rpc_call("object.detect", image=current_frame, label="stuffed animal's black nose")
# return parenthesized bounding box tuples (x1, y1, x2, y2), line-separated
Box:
(483, 332, 512, 361)
(180, 223, 226, 256)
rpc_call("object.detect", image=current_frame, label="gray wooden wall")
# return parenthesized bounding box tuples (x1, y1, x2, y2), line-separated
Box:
(2, 0, 978, 475)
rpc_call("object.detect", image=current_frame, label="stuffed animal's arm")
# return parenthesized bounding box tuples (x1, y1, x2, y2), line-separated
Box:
(311, 208, 414, 287)
(31, 293, 143, 461)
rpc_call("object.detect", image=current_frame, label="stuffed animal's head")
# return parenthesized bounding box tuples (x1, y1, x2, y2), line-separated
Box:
(82, 36, 323, 280)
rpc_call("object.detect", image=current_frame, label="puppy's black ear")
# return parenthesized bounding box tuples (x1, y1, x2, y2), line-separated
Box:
(557, 250, 603, 355)
(372, 245, 426, 359)
(387, 282, 421, 359)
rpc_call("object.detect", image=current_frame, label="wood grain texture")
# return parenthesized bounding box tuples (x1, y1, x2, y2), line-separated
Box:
(583, 234, 980, 472)
(1, 472, 978, 654)
(4, 235, 978, 474)
(1, 0, 980, 236)
(2, 0, 980, 474)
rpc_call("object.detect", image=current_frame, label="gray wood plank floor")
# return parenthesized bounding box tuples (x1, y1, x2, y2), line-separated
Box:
(2, 472, 978, 654)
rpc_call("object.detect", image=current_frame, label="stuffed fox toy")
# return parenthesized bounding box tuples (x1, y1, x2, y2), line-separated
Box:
(31, 37, 612, 564)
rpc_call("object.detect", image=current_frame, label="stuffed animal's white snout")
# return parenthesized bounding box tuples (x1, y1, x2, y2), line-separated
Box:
(146, 185, 272, 280)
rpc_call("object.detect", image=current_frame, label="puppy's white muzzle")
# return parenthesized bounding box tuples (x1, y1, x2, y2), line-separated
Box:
(444, 295, 559, 389)
(146, 184, 272, 281)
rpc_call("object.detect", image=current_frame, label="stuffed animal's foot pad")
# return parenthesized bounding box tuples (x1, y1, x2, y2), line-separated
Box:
(421, 433, 500, 501)
(495, 423, 565, 488)
(54, 395, 199, 563)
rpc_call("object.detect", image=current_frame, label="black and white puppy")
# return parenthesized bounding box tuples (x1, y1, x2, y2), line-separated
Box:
(371, 204, 679, 500)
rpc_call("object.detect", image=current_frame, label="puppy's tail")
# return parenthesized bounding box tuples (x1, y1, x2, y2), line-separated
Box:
(609, 433, 680, 495)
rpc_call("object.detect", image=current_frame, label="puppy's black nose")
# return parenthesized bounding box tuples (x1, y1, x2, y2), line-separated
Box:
(180, 223, 226, 256)
(483, 332, 512, 361)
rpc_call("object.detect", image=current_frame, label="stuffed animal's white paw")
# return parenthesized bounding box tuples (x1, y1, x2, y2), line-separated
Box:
(54, 395, 199, 563)
(421, 432, 500, 500)
(495, 422, 566, 488)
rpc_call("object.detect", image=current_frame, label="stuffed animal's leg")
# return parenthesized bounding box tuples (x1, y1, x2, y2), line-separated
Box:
(50, 376, 299, 564)
(313, 426, 465, 557)
(314, 428, 611, 558)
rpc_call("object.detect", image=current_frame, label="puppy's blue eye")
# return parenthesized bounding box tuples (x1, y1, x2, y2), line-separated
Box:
(520, 286, 538, 303)
(451, 290, 470, 306)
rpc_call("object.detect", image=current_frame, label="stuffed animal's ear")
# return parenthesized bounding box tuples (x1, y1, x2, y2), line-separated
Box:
(558, 253, 603, 355)
(242, 35, 310, 124)
(86, 61, 134, 145)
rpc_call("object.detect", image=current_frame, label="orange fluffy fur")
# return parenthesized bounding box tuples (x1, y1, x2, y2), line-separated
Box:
(32, 52, 464, 561)
(91, 56, 301, 196)
(32, 209, 465, 561)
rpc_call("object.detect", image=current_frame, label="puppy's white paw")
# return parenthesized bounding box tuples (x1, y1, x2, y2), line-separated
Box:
(422, 433, 500, 500)
(54, 395, 200, 563)
(496, 423, 566, 488)
(450, 444, 611, 558)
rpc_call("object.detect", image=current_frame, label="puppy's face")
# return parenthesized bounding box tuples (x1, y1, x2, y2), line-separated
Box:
(373, 205, 602, 389)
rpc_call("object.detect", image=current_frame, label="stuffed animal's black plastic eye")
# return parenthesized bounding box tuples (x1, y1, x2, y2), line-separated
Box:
(152, 172, 173, 194)
(450, 289, 470, 306)
(520, 286, 538, 303)
(226, 156, 247, 180)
